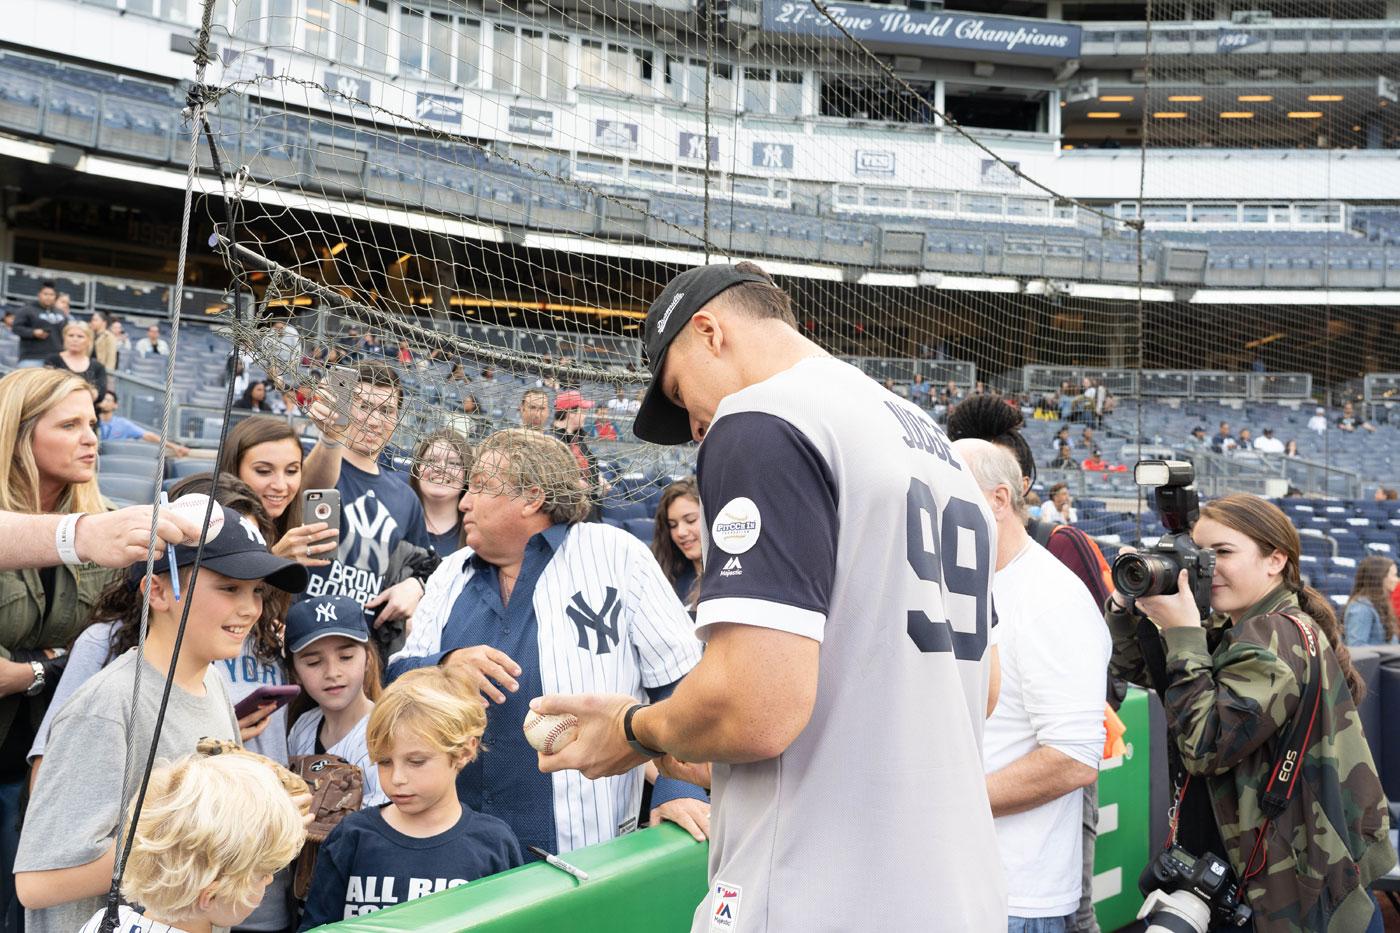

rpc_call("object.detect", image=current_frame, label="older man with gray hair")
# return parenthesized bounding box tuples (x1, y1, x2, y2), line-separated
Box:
(389, 428, 709, 857)
(953, 438, 1111, 933)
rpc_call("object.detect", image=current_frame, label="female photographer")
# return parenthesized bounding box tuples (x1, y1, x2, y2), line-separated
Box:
(1106, 494, 1392, 932)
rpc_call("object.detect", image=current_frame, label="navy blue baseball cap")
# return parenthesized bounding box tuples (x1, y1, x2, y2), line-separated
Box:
(127, 503, 308, 594)
(633, 264, 773, 445)
(285, 595, 371, 655)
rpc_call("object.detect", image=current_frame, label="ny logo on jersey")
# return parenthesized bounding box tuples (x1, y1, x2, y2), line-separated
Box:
(315, 602, 338, 623)
(566, 587, 621, 655)
(341, 495, 399, 571)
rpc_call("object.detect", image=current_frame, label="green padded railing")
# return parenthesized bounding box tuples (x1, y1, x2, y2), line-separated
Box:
(318, 687, 1156, 932)
(315, 822, 709, 933)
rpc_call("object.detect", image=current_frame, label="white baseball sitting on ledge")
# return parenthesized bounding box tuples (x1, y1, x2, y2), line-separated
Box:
(523, 709, 580, 754)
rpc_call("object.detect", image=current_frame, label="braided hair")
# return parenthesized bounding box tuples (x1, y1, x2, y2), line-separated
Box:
(945, 394, 1038, 488)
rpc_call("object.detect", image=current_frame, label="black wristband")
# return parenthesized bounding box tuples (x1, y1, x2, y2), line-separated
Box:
(623, 704, 665, 759)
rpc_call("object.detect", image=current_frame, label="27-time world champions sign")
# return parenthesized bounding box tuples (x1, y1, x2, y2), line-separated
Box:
(761, 0, 1081, 61)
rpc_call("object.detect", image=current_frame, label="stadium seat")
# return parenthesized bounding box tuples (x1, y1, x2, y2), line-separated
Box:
(99, 440, 159, 459)
(99, 455, 165, 478)
(99, 473, 160, 505)
(170, 458, 211, 479)
(622, 518, 654, 546)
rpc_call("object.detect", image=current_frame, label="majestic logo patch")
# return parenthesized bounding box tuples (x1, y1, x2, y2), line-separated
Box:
(720, 556, 743, 578)
(712, 498, 761, 555)
(709, 881, 742, 931)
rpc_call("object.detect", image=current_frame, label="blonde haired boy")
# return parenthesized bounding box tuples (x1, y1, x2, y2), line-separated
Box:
(77, 754, 305, 933)
(298, 668, 521, 929)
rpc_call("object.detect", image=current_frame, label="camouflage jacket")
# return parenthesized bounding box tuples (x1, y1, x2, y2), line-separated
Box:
(1107, 586, 1395, 933)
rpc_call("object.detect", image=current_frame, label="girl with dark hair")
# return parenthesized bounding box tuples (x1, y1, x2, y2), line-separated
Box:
(1343, 555, 1399, 646)
(233, 380, 274, 412)
(1107, 494, 1393, 932)
(218, 415, 339, 566)
(651, 478, 702, 610)
(409, 428, 473, 558)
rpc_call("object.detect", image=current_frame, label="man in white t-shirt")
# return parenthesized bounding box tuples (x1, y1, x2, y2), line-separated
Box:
(1042, 482, 1078, 525)
(1253, 427, 1285, 454)
(1307, 407, 1328, 435)
(956, 439, 1110, 932)
(531, 262, 1006, 931)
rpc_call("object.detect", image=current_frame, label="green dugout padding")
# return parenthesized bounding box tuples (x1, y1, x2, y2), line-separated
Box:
(1093, 686, 1153, 932)
(321, 688, 1156, 932)
(317, 823, 708, 933)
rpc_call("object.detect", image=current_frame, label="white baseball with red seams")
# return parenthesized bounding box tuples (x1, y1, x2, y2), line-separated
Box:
(523, 710, 580, 754)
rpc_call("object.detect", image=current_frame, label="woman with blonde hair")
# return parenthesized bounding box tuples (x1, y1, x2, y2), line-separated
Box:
(43, 320, 108, 394)
(1107, 494, 1393, 931)
(0, 367, 122, 929)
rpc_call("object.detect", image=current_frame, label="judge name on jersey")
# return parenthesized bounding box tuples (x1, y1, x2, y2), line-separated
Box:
(341, 875, 467, 917)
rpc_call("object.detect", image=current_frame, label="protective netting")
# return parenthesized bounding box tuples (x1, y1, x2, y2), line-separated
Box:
(188, 0, 1396, 509)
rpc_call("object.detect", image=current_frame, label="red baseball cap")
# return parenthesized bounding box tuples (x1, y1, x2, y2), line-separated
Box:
(553, 390, 595, 411)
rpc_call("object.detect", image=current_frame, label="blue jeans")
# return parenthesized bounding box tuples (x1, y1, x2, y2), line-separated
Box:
(1009, 915, 1070, 933)
(0, 780, 23, 933)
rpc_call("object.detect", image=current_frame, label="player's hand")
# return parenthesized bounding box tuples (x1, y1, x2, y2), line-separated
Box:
(304, 388, 346, 445)
(1136, 571, 1203, 631)
(237, 703, 277, 742)
(656, 755, 711, 788)
(531, 693, 647, 780)
(366, 578, 424, 624)
(290, 791, 315, 828)
(442, 645, 521, 705)
(651, 798, 710, 841)
(75, 506, 202, 568)
(272, 522, 339, 567)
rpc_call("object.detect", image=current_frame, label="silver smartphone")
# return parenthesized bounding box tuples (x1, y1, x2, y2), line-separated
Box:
(301, 489, 341, 536)
(322, 365, 357, 428)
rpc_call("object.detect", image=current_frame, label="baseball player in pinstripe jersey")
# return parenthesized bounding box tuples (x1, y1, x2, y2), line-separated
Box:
(534, 262, 1006, 932)
(388, 429, 709, 857)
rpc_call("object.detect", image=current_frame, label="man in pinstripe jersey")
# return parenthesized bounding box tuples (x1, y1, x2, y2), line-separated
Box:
(388, 429, 709, 857)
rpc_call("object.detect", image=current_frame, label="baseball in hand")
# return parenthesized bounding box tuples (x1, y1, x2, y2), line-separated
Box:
(523, 710, 579, 755)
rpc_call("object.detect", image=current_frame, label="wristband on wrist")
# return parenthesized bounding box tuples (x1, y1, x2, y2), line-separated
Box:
(55, 513, 85, 565)
(623, 703, 665, 759)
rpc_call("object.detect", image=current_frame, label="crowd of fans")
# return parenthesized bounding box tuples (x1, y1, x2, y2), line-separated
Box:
(0, 272, 1395, 933)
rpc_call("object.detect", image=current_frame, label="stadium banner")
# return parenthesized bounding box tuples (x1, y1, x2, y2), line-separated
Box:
(318, 823, 709, 932)
(679, 132, 720, 162)
(761, 0, 1081, 60)
(595, 119, 639, 152)
(979, 158, 1021, 189)
(415, 92, 462, 124)
(1217, 28, 1261, 52)
(752, 142, 794, 170)
(509, 106, 555, 138)
(324, 71, 371, 103)
(854, 149, 896, 176)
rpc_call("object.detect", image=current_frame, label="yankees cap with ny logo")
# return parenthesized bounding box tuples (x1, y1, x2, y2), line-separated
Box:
(633, 263, 773, 445)
(285, 594, 372, 654)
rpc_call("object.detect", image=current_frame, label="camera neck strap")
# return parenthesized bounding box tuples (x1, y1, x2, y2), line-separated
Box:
(1160, 611, 1324, 875)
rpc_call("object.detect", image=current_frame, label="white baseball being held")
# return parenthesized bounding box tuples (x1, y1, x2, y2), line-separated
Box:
(165, 493, 226, 541)
(523, 709, 580, 755)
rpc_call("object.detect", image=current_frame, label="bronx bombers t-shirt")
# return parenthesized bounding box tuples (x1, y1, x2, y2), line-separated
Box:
(303, 459, 430, 605)
(297, 805, 522, 930)
(691, 356, 1006, 932)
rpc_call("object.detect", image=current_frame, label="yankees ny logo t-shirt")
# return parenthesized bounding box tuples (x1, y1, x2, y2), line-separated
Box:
(303, 460, 430, 605)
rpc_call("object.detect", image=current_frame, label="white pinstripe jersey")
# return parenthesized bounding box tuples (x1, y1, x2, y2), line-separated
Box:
(396, 521, 702, 853)
(287, 708, 389, 807)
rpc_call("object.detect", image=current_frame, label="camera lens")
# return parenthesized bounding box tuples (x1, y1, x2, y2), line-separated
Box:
(314, 503, 331, 520)
(1112, 553, 1181, 598)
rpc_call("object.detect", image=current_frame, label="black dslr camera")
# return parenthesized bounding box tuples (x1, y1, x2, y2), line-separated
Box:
(1111, 460, 1216, 617)
(1137, 845, 1252, 931)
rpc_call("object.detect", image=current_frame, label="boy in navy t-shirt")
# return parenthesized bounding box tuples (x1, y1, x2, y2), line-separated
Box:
(298, 667, 521, 929)
(302, 360, 436, 652)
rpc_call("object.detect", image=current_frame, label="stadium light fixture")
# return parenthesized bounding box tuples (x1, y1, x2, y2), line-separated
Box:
(1099, 95, 1135, 102)
(1168, 95, 1203, 102)
(1153, 112, 1188, 118)
(1219, 112, 1254, 118)
(1288, 112, 1323, 118)
(1237, 95, 1273, 101)
(1086, 112, 1121, 118)
(1307, 94, 1344, 101)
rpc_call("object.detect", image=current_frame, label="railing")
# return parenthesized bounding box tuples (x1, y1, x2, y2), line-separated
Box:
(1019, 365, 1313, 401)
(1081, 19, 1400, 56)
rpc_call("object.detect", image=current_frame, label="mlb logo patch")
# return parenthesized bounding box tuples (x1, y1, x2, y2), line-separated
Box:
(708, 881, 742, 931)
